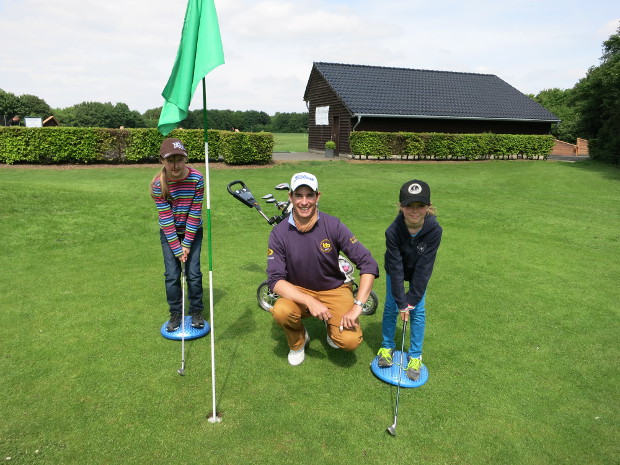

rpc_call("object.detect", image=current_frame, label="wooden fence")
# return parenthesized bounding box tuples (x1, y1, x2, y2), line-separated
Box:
(551, 138, 589, 156)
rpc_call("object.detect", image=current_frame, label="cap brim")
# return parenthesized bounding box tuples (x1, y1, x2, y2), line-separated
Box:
(162, 151, 188, 159)
(291, 183, 318, 192)
(400, 196, 430, 206)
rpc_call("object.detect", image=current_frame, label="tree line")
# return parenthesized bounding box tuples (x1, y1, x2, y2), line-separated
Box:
(527, 26, 619, 163)
(0, 92, 309, 133)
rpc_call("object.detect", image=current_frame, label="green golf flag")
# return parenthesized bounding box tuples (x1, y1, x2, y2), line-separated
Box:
(158, 0, 224, 136)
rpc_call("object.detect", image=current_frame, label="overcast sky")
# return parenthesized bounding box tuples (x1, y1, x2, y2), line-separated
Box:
(0, 0, 618, 116)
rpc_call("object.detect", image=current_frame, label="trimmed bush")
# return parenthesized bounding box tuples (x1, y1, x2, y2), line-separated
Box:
(0, 127, 273, 165)
(349, 131, 555, 161)
(220, 131, 273, 165)
(349, 131, 392, 159)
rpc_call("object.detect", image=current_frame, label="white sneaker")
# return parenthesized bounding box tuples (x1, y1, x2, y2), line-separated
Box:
(326, 334, 339, 349)
(325, 321, 340, 349)
(288, 329, 310, 366)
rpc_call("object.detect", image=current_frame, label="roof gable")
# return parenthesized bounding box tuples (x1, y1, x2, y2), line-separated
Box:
(305, 62, 559, 122)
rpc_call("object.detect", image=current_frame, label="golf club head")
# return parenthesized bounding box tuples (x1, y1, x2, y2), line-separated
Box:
(387, 425, 396, 436)
(177, 368, 185, 376)
(262, 194, 274, 199)
(266, 198, 276, 203)
(275, 183, 289, 191)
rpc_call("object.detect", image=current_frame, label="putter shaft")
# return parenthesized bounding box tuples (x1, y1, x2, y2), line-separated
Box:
(388, 318, 408, 436)
(179, 262, 186, 375)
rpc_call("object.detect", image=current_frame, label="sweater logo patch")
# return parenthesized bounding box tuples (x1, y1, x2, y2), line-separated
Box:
(320, 239, 332, 253)
(416, 242, 427, 253)
(349, 236, 358, 244)
(267, 248, 274, 256)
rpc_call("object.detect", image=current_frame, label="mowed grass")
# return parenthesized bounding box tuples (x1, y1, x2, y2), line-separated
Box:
(0, 159, 618, 465)
(272, 132, 309, 152)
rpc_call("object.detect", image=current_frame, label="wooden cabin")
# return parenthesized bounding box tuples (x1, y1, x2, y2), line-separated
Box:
(303, 62, 560, 155)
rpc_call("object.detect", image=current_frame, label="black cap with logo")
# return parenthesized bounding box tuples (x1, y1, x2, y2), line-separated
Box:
(399, 180, 431, 206)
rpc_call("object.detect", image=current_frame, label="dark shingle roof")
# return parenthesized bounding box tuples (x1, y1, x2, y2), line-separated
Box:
(306, 62, 559, 122)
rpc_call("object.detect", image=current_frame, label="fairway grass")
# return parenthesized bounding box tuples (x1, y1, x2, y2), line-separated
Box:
(0, 160, 618, 464)
(272, 132, 309, 152)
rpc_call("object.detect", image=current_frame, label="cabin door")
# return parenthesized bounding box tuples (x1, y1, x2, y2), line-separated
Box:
(331, 115, 340, 156)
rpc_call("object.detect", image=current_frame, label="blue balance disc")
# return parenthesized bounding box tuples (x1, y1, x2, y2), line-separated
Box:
(160, 316, 211, 341)
(370, 350, 429, 388)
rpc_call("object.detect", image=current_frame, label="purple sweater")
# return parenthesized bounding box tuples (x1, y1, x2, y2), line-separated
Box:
(267, 212, 379, 291)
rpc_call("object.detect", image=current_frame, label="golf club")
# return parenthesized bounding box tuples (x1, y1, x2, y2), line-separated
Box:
(387, 318, 408, 436)
(178, 261, 186, 376)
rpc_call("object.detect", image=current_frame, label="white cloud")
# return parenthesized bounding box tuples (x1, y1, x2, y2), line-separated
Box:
(0, 0, 617, 115)
(598, 18, 620, 36)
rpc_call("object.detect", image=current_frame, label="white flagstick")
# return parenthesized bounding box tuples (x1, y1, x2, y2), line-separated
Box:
(203, 79, 220, 423)
(205, 141, 219, 424)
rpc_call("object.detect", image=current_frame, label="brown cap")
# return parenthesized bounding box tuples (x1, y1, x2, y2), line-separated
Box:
(159, 138, 188, 159)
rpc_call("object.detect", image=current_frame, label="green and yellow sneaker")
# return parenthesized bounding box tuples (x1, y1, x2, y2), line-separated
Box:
(406, 357, 422, 381)
(377, 348, 394, 368)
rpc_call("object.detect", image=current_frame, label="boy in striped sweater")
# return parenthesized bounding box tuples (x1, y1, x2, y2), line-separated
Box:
(150, 138, 205, 331)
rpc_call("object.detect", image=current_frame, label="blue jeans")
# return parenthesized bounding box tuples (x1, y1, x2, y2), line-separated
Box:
(381, 275, 426, 358)
(160, 228, 204, 315)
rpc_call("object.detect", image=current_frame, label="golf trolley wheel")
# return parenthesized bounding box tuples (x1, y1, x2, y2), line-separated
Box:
(257, 281, 278, 312)
(355, 289, 378, 316)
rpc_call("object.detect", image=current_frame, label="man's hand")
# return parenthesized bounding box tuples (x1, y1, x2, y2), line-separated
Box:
(306, 298, 332, 322)
(340, 304, 363, 330)
(273, 280, 333, 321)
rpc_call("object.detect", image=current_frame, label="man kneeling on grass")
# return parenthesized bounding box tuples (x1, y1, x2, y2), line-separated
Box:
(266, 172, 379, 366)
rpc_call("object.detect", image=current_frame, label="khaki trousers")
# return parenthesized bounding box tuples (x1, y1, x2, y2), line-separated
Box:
(271, 284, 363, 351)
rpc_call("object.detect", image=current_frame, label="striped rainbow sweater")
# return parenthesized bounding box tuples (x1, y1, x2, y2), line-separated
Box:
(152, 167, 204, 257)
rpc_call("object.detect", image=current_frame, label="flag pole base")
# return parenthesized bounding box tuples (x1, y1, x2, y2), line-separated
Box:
(208, 411, 222, 423)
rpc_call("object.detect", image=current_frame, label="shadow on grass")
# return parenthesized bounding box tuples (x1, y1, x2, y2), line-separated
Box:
(267, 315, 368, 368)
(240, 262, 264, 273)
(557, 160, 620, 181)
(361, 321, 384, 355)
(214, 307, 256, 412)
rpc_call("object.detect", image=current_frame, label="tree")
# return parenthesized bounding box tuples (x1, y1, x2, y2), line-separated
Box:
(111, 102, 146, 128)
(531, 88, 578, 143)
(179, 109, 202, 130)
(142, 107, 162, 128)
(57, 101, 146, 128)
(17, 94, 52, 119)
(1, 89, 52, 125)
(57, 102, 112, 127)
(243, 110, 271, 132)
(0, 89, 20, 124)
(572, 26, 620, 163)
(270, 112, 308, 133)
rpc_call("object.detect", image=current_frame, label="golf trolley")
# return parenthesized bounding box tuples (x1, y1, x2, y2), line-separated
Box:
(227, 180, 378, 315)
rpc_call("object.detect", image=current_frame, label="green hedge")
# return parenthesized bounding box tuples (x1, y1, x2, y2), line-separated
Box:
(0, 127, 274, 165)
(350, 131, 555, 160)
